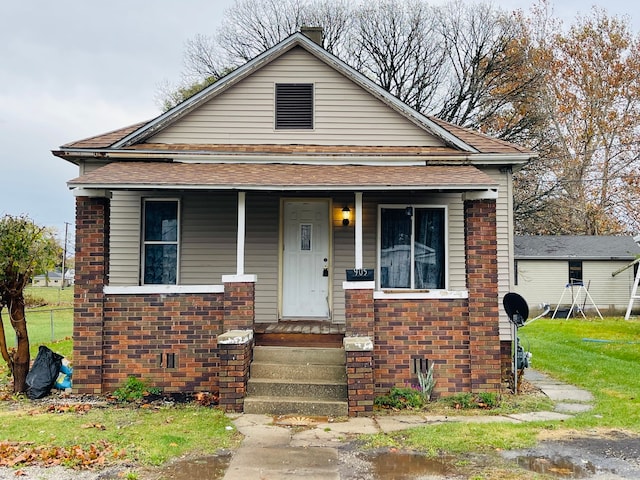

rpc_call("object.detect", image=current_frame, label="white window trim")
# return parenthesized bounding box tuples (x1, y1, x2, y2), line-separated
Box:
(141, 198, 181, 285)
(376, 204, 449, 291)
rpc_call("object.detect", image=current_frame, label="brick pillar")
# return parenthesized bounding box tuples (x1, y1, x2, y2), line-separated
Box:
(464, 198, 501, 392)
(217, 330, 253, 412)
(344, 283, 375, 337)
(344, 337, 375, 417)
(222, 275, 256, 331)
(73, 196, 109, 394)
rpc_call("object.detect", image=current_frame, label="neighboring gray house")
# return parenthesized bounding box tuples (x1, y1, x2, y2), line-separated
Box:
(32, 270, 72, 288)
(513, 236, 640, 315)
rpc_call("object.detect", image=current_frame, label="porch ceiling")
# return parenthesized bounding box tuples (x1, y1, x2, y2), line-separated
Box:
(68, 162, 498, 191)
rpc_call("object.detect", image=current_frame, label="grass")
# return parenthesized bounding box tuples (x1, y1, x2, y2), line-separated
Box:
(519, 316, 640, 430)
(1, 287, 74, 347)
(0, 402, 240, 466)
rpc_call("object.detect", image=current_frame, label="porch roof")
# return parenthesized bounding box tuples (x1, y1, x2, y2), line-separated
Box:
(68, 161, 498, 191)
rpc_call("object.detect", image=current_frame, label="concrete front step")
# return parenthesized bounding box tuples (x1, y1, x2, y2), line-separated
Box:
(243, 396, 349, 417)
(245, 345, 348, 416)
(252, 346, 346, 365)
(247, 378, 347, 399)
(250, 362, 347, 382)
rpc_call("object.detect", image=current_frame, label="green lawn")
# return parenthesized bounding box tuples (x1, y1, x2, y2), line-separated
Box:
(519, 316, 640, 430)
(1, 287, 74, 347)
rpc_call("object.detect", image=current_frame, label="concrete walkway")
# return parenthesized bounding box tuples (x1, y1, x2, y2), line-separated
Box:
(222, 369, 594, 479)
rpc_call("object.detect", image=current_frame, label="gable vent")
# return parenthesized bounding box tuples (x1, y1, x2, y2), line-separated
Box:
(275, 83, 314, 129)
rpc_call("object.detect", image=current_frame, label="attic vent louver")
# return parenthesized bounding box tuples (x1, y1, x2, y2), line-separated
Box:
(275, 83, 313, 129)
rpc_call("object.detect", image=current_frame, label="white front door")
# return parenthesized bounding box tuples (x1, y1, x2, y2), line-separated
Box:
(282, 200, 330, 319)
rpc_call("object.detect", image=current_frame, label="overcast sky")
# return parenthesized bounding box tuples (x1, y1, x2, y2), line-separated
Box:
(1, 1, 638, 245)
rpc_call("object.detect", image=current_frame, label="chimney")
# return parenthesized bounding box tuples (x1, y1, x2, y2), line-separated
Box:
(301, 26, 323, 46)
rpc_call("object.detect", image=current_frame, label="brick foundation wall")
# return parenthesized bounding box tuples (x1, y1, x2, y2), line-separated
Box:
(102, 293, 224, 393)
(465, 198, 501, 392)
(73, 196, 109, 394)
(373, 298, 470, 397)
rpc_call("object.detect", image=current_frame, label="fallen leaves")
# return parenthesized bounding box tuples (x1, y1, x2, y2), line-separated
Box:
(194, 392, 218, 406)
(80, 423, 105, 430)
(46, 403, 92, 414)
(0, 440, 125, 469)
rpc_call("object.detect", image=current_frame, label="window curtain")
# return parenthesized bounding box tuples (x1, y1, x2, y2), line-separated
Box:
(414, 209, 444, 289)
(380, 208, 412, 288)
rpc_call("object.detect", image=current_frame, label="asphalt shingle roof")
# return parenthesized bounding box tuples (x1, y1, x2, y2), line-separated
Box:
(68, 162, 497, 190)
(515, 235, 640, 260)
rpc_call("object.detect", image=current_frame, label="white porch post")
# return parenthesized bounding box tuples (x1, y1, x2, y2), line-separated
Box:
(236, 191, 246, 275)
(355, 192, 363, 269)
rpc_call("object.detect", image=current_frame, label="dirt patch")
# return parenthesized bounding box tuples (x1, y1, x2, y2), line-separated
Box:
(503, 429, 640, 479)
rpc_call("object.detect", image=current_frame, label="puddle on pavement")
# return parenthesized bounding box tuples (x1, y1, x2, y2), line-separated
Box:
(369, 452, 456, 479)
(516, 455, 596, 478)
(156, 454, 231, 480)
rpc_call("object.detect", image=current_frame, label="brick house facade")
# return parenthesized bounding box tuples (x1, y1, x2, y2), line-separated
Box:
(58, 32, 534, 416)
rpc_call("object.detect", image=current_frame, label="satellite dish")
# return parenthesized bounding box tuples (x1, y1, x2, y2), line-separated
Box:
(503, 293, 529, 327)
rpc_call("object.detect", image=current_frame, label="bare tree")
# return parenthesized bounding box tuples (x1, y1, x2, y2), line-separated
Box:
(434, 0, 547, 145)
(344, 0, 446, 113)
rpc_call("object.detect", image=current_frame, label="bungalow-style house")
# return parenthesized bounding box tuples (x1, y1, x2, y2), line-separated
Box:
(513, 235, 640, 316)
(53, 30, 535, 416)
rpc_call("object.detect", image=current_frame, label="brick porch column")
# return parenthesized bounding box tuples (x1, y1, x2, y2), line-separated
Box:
(464, 196, 501, 392)
(344, 336, 375, 417)
(73, 195, 109, 394)
(344, 281, 375, 337)
(222, 275, 256, 331)
(217, 330, 254, 413)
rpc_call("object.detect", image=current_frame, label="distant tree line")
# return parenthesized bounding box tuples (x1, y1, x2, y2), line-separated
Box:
(157, 0, 640, 236)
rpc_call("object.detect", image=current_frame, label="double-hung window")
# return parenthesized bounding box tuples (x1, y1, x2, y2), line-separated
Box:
(142, 199, 179, 285)
(379, 206, 446, 289)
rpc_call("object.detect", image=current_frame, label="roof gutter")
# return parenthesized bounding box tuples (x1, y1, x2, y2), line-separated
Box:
(53, 148, 533, 165)
(69, 183, 498, 192)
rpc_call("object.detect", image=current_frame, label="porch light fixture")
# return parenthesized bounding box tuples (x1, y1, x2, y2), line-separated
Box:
(342, 206, 351, 226)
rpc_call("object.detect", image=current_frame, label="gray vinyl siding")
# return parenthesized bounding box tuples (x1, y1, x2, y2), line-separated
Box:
(514, 259, 637, 313)
(180, 193, 236, 284)
(109, 191, 142, 285)
(148, 47, 442, 147)
(245, 194, 279, 322)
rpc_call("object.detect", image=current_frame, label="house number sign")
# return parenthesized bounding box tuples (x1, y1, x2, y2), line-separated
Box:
(346, 268, 374, 281)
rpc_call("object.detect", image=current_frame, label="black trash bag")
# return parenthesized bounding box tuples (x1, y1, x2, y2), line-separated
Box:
(26, 346, 64, 400)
